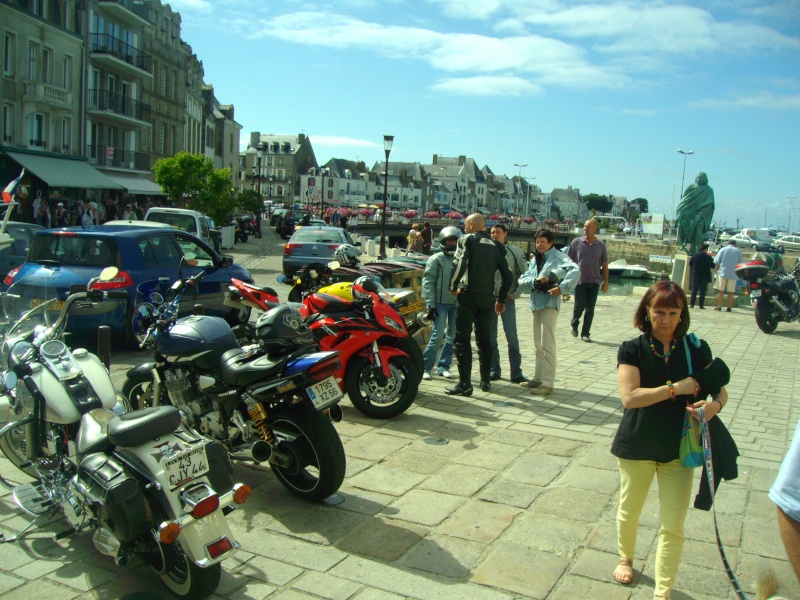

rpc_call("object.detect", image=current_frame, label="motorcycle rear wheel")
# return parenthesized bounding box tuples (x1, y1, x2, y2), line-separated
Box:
(345, 355, 418, 419)
(755, 300, 779, 333)
(269, 404, 345, 501)
(0, 421, 39, 479)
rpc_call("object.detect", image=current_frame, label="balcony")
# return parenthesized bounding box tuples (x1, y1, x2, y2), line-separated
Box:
(87, 89, 151, 125)
(97, 0, 150, 28)
(23, 81, 74, 110)
(86, 144, 150, 171)
(89, 34, 152, 77)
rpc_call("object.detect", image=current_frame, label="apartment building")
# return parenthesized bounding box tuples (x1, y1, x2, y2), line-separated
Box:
(298, 158, 368, 209)
(241, 132, 316, 206)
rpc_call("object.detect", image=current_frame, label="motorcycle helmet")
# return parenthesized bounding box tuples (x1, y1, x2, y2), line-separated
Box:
(437, 226, 463, 255)
(333, 244, 362, 268)
(254, 305, 314, 351)
(351, 275, 388, 301)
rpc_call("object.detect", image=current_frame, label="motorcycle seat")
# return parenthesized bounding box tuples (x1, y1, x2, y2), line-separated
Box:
(220, 348, 283, 387)
(75, 408, 117, 459)
(107, 405, 182, 447)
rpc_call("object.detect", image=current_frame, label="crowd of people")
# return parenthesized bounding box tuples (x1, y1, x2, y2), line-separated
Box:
(17, 193, 157, 228)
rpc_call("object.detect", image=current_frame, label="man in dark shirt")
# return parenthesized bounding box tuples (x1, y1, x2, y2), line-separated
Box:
(689, 243, 714, 309)
(421, 222, 433, 255)
(446, 214, 513, 396)
(104, 198, 119, 223)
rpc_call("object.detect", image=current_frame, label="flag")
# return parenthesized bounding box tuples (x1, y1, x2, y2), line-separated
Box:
(2, 169, 25, 204)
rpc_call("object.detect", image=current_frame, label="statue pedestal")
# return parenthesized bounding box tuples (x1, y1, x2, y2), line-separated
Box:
(671, 252, 692, 293)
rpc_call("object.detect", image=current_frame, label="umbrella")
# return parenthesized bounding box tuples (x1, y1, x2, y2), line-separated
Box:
(369, 204, 380, 209)
(357, 203, 369, 208)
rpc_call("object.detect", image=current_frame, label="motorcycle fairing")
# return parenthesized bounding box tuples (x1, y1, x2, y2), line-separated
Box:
(156, 315, 240, 370)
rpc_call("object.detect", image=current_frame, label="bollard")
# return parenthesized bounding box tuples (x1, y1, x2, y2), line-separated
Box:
(98, 326, 111, 371)
(194, 304, 204, 315)
(366, 238, 376, 256)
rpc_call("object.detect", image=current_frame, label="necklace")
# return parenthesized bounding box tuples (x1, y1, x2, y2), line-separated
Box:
(649, 335, 676, 359)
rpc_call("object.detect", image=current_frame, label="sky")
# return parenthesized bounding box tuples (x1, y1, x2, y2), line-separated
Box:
(171, 0, 799, 230)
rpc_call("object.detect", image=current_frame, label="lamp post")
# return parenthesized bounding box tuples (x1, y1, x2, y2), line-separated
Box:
(319, 167, 330, 215)
(788, 196, 797, 234)
(255, 142, 264, 199)
(677, 149, 694, 200)
(379, 134, 394, 259)
(514, 162, 527, 215)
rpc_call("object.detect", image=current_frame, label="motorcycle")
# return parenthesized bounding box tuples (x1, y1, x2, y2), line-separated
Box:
(122, 265, 347, 501)
(736, 259, 800, 333)
(0, 267, 248, 599)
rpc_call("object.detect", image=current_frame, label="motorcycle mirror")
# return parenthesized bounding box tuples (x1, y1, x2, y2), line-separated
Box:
(1, 371, 17, 391)
(327, 260, 341, 270)
(361, 279, 379, 293)
(277, 274, 287, 284)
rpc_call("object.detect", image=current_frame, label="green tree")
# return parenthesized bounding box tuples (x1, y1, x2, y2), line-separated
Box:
(583, 193, 613, 214)
(631, 197, 649, 213)
(195, 169, 238, 225)
(237, 189, 263, 216)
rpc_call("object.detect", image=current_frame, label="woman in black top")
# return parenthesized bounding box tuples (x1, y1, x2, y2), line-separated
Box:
(612, 281, 727, 599)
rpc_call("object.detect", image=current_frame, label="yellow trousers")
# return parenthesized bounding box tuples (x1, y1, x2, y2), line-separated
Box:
(617, 457, 694, 596)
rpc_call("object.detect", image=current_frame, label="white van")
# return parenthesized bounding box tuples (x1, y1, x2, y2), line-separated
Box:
(144, 207, 213, 248)
(741, 228, 777, 241)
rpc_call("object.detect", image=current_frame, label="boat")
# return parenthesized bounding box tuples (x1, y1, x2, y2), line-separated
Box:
(608, 258, 650, 279)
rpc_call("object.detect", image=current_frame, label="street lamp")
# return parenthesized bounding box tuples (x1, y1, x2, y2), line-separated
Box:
(514, 162, 527, 215)
(788, 195, 797, 234)
(379, 134, 394, 259)
(319, 167, 330, 215)
(677, 149, 694, 200)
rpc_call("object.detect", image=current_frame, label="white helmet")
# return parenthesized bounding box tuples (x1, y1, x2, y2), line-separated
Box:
(333, 244, 362, 267)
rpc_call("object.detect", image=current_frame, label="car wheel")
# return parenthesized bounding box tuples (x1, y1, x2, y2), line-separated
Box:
(752, 244, 758, 250)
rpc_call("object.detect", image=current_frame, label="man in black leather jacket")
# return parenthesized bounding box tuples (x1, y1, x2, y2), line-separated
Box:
(446, 213, 513, 396)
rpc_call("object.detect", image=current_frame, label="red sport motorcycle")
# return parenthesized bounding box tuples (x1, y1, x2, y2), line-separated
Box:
(226, 276, 425, 419)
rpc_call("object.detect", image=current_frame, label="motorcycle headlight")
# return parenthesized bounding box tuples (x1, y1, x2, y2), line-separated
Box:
(383, 315, 405, 333)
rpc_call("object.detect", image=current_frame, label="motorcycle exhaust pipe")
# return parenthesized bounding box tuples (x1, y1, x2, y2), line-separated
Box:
(325, 404, 343, 423)
(115, 554, 130, 567)
(229, 440, 272, 463)
(769, 296, 789, 316)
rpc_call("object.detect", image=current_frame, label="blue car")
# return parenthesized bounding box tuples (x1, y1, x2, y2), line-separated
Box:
(3, 224, 253, 346)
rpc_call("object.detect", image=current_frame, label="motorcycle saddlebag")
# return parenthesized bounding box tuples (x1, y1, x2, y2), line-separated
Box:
(734, 260, 769, 281)
(77, 453, 149, 542)
(204, 440, 234, 495)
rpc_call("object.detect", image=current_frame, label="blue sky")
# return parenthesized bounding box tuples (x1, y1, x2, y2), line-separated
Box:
(172, 0, 799, 230)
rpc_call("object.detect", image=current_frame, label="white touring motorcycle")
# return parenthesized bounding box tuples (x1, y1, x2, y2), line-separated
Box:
(0, 267, 249, 599)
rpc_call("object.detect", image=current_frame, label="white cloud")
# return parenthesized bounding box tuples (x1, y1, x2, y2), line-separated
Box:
(431, 75, 541, 96)
(311, 136, 382, 149)
(689, 92, 800, 112)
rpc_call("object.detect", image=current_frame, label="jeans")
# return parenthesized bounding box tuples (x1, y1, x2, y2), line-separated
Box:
(422, 303, 457, 374)
(689, 278, 709, 307)
(571, 282, 600, 336)
(489, 298, 522, 379)
(453, 292, 495, 384)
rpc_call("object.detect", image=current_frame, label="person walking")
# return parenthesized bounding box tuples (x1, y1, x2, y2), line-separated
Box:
(568, 218, 609, 342)
(406, 223, 421, 254)
(713, 239, 743, 312)
(488, 223, 529, 383)
(612, 281, 728, 599)
(688, 243, 714, 309)
(518, 229, 579, 395)
(421, 222, 433, 255)
(339, 213, 348, 231)
(445, 213, 513, 397)
(420, 227, 462, 380)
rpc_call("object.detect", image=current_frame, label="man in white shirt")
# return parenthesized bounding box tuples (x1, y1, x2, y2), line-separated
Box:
(713, 239, 744, 312)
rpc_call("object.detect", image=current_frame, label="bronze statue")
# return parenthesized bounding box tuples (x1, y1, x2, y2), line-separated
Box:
(676, 172, 715, 255)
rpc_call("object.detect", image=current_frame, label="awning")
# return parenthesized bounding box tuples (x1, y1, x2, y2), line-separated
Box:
(5, 151, 123, 189)
(104, 172, 163, 195)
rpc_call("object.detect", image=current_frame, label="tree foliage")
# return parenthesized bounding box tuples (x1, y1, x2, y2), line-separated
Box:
(631, 197, 649, 214)
(583, 193, 613, 214)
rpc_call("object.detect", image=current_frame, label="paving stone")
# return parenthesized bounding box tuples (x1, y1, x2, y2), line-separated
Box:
(477, 478, 544, 508)
(343, 456, 373, 478)
(438, 500, 522, 543)
(2, 577, 80, 598)
(335, 516, 426, 562)
(351, 588, 404, 600)
(344, 432, 411, 461)
(329, 555, 512, 600)
(420, 463, 496, 496)
(502, 512, 591, 557)
(402, 533, 486, 578)
(233, 529, 348, 571)
(232, 555, 305, 585)
(291, 571, 362, 600)
(737, 552, 800, 598)
(487, 428, 543, 448)
(382, 489, 466, 526)
(548, 573, 633, 599)
(531, 486, 614, 522)
(503, 451, 570, 486)
(347, 465, 427, 496)
(569, 547, 641, 586)
(380, 448, 451, 474)
(471, 543, 569, 599)
(45, 559, 118, 593)
(555, 464, 621, 495)
(333, 486, 396, 515)
(740, 516, 788, 560)
(269, 590, 322, 600)
(265, 502, 368, 544)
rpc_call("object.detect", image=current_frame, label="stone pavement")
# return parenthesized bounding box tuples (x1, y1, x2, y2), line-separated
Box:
(0, 231, 798, 599)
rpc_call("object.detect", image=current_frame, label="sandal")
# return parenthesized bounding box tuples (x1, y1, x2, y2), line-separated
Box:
(613, 558, 634, 585)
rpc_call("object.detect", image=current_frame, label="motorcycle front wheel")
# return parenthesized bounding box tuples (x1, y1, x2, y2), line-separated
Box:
(345, 355, 418, 419)
(0, 421, 39, 479)
(755, 300, 779, 334)
(268, 404, 345, 501)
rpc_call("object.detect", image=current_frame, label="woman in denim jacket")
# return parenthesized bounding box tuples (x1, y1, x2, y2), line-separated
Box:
(518, 229, 579, 395)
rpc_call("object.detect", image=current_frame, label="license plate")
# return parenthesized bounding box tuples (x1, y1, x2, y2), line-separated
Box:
(31, 298, 64, 311)
(307, 375, 342, 410)
(398, 300, 423, 315)
(750, 289, 761, 298)
(164, 445, 210, 490)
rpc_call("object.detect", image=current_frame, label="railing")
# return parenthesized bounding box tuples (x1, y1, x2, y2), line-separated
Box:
(29, 139, 47, 148)
(23, 81, 73, 109)
(86, 144, 150, 171)
(90, 33, 152, 74)
(88, 89, 151, 121)
(99, 0, 150, 20)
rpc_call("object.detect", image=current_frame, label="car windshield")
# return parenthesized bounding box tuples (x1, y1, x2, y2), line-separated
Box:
(28, 234, 119, 268)
(148, 213, 197, 234)
(291, 229, 343, 244)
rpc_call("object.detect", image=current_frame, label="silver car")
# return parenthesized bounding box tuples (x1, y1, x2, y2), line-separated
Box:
(727, 233, 774, 252)
(282, 226, 357, 276)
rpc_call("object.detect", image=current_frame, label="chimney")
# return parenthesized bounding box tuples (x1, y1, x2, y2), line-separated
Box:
(459, 155, 466, 165)
(249, 131, 260, 147)
(432, 154, 438, 165)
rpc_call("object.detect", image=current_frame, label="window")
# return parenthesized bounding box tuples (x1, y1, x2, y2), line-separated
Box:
(27, 42, 37, 80)
(169, 125, 175, 155)
(31, 0, 44, 17)
(158, 122, 164, 153)
(170, 70, 176, 100)
(28, 112, 45, 147)
(2, 103, 13, 142)
(3, 32, 15, 77)
(62, 54, 72, 90)
(278, 157, 284, 167)
(159, 65, 166, 96)
(148, 121, 153, 150)
(60, 116, 71, 151)
(42, 47, 52, 83)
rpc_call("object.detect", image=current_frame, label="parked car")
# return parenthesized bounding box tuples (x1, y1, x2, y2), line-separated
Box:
(2, 225, 253, 346)
(282, 226, 358, 276)
(144, 207, 214, 248)
(270, 208, 288, 227)
(278, 210, 311, 239)
(727, 233, 775, 252)
(773, 235, 800, 253)
(0, 221, 45, 280)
